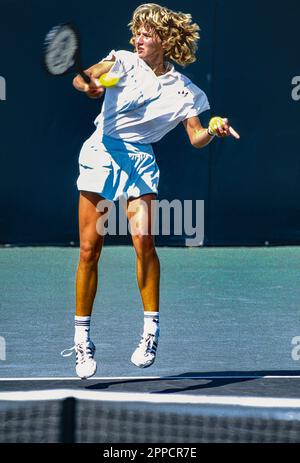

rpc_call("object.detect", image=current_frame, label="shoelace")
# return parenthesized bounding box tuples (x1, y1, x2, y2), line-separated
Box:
(138, 334, 157, 354)
(61, 346, 75, 357)
(61, 343, 94, 364)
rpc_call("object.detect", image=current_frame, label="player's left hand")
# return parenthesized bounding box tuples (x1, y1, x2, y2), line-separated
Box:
(209, 117, 240, 139)
(216, 118, 240, 139)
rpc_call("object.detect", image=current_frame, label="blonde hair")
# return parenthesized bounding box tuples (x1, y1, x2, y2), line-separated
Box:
(128, 3, 200, 67)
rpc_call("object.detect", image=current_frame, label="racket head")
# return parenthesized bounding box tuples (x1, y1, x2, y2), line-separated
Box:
(43, 22, 81, 77)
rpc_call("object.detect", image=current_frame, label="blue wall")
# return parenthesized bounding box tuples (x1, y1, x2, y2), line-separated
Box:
(1, 0, 300, 245)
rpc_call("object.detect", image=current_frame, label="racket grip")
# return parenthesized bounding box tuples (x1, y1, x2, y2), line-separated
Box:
(79, 70, 91, 84)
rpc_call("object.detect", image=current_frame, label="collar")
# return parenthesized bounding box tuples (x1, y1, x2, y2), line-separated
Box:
(135, 53, 177, 83)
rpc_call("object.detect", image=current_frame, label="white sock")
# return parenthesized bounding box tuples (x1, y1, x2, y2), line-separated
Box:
(74, 316, 91, 344)
(143, 311, 160, 336)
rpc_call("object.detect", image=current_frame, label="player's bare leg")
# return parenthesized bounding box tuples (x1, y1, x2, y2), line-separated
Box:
(76, 191, 106, 316)
(62, 191, 110, 379)
(127, 194, 160, 368)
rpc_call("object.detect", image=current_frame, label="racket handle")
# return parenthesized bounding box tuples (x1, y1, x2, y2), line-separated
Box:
(79, 70, 91, 84)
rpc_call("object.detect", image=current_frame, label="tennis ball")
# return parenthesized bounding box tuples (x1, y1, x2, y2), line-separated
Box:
(209, 116, 224, 134)
(98, 73, 120, 88)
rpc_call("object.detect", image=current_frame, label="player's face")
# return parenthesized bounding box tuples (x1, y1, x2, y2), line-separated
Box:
(135, 25, 164, 60)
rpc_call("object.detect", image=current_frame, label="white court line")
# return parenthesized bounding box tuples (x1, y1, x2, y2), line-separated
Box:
(0, 375, 300, 381)
(1, 389, 300, 409)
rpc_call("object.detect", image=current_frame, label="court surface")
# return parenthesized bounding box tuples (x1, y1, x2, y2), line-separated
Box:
(1, 246, 300, 395)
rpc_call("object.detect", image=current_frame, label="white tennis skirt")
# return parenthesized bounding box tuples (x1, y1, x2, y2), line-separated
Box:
(77, 130, 160, 201)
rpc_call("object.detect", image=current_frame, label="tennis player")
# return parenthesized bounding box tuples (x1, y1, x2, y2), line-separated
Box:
(63, 3, 240, 379)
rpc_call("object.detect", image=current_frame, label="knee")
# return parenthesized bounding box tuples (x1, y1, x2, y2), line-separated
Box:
(133, 235, 156, 259)
(79, 241, 101, 266)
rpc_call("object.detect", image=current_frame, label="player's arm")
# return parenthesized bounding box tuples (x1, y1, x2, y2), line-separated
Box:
(183, 115, 240, 149)
(183, 116, 215, 149)
(73, 60, 115, 99)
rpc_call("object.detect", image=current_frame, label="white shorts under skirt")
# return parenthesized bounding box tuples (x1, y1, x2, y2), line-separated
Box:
(77, 130, 160, 201)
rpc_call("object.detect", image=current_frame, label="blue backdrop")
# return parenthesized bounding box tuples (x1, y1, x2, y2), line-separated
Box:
(0, 0, 300, 245)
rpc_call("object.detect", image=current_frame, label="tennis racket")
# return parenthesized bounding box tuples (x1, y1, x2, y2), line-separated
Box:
(43, 23, 91, 83)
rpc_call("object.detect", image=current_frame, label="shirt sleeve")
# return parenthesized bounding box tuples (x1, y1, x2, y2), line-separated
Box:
(99, 49, 136, 76)
(184, 83, 210, 119)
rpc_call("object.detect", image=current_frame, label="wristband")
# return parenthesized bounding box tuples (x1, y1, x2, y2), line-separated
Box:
(207, 127, 216, 137)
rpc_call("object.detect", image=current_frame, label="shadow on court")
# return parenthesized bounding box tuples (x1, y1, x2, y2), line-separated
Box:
(1, 370, 300, 397)
(85, 370, 300, 397)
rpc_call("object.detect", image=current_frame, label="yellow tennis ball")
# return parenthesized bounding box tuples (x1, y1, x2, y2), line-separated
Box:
(209, 116, 224, 134)
(98, 73, 120, 88)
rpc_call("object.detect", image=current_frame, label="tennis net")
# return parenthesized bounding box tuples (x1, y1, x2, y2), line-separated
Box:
(1, 390, 300, 443)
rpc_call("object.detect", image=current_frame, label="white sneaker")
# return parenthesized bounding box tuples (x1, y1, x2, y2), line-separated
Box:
(131, 332, 159, 368)
(61, 340, 97, 379)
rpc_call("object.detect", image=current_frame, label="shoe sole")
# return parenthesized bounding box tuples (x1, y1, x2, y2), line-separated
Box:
(76, 359, 97, 379)
(78, 364, 97, 379)
(131, 358, 155, 369)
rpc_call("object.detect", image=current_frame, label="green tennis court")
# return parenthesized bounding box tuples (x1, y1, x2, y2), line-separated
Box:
(1, 245, 300, 377)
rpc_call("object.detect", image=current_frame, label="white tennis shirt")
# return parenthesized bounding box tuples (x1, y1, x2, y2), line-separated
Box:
(94, 50, 210, 144)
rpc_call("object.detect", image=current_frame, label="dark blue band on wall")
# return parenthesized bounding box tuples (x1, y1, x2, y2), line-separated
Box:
(0, 0, 299, 246)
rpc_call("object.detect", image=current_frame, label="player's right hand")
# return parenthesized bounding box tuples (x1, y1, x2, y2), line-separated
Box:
(86, 82, 105, 99)
(73, 74, 104, 98)
(83, 76, 104, 99)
